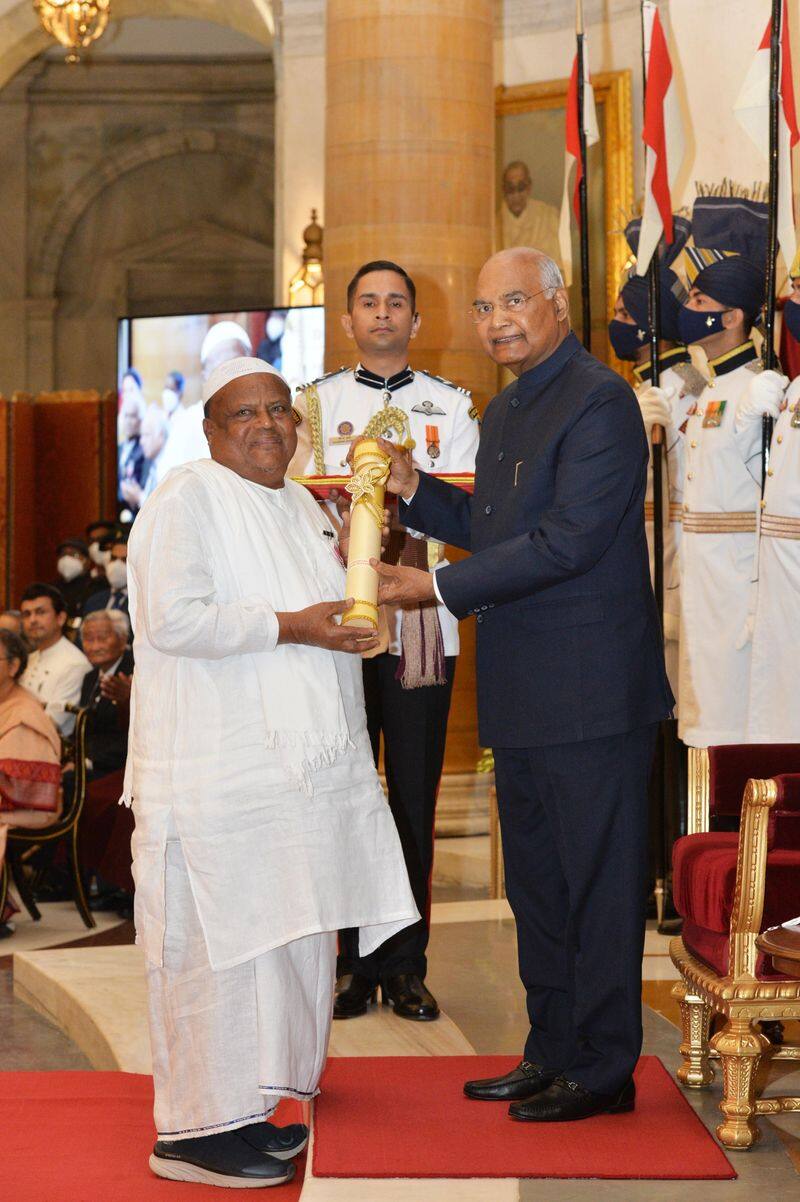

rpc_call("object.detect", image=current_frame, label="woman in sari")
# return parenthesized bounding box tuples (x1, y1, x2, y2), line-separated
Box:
(0, 629, 62, 937)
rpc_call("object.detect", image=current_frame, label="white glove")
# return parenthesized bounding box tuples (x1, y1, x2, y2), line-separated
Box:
(735, 370, 788, 430)
(638, 385, 675, 432)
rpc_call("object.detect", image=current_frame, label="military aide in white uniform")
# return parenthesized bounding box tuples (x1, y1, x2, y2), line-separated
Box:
(127, 357, 417, 1190)
(607, 215, 703, 695)
(291, 260, 479, 1025)
(748, 274, 800, 741)
(674, 193, 779, 748)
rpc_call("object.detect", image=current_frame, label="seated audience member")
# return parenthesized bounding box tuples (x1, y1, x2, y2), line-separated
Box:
(161, 371, 185, 419)
(0, 629, 62, 938)
(86, 520, 117, 579)
(75, 609, 134, 915)
(120, 404, 169, 511)
(83, 534, 129, 618)
(20, 584, 90, 737)
(0, 611, 24, 640)
(53, 537, 105, 621)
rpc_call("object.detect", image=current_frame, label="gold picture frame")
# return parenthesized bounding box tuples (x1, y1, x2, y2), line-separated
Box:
(495, 70, 634, 374)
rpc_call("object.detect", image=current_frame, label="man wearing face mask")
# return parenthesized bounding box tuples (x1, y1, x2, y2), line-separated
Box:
(608, 215, 705, 696)
(675, 192, 780, 749)
(86, 521, 117, 579)
(53, 538, 106, 621)
(748, 247, 800, 742)
(84, 534, 130, 619)
(162, 371, 184, 420)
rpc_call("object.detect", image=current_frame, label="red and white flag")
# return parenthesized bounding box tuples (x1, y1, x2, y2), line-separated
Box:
(558, 22, 599, 286)
(734, 0, 799, 271)
(636, 3, 685, 276)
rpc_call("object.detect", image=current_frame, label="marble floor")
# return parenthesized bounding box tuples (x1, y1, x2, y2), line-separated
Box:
(3, 830, 800, 1200)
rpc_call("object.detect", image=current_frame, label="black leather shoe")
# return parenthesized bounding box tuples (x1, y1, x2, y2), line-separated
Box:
(150, 1130, 296, 1186)
(464, 1060, 559, 1102)
(382, 973, 440, 1021)
(238, 1119, 308, 1160)
(333, 972, 377, 1019)
(509, 1075, 636, 1122)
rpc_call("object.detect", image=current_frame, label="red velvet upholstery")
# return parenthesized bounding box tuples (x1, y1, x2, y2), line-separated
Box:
(674, 772, 800, 979)
(708, 745, 800, 819)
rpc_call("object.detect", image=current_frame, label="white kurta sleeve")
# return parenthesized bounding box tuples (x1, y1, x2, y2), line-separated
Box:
(133, 490, 279, 659)
(46, 658, 89, 736)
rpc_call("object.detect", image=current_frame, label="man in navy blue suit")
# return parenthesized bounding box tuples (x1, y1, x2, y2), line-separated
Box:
(371, 247, 673, 1122)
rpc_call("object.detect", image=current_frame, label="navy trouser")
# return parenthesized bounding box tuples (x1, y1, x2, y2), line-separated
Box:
(338, 652, 455, 984)
(493, 724, 658, 1096)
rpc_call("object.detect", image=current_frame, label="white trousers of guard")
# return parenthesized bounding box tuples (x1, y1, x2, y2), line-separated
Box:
(145, 839, 336, 1140)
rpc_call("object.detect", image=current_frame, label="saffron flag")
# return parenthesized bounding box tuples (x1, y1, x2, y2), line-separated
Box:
(558, 32, 599, 286)
(734, 0, 799, 272)
(636, 3, 685, 276)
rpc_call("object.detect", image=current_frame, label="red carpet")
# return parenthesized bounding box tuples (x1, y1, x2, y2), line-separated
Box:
(313, 1055, 736, 1180)
(2, 1073, 305, 1201)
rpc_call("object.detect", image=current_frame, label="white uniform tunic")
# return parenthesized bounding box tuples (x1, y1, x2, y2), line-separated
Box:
(291, 365, 480, 656)
(678, 342, 765, 747)
(634, 349, 706, 695)
(747, 377, 800, 741)
(125, 459, 418, 974)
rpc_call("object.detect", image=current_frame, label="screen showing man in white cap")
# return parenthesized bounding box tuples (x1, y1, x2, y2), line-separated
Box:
(125, 356, 418, 1189)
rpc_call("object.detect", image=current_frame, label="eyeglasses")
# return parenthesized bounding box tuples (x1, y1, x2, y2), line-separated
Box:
(469, 288, 553, 324)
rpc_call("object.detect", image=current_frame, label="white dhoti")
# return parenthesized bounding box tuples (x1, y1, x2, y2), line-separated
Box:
(146, 840, 336, 1139)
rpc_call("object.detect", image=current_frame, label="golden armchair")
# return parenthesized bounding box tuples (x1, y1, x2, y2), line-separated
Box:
(670, 772, 800, 1150)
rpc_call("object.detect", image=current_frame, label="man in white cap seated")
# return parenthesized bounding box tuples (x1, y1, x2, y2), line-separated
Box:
(125, 356, 418, 1189)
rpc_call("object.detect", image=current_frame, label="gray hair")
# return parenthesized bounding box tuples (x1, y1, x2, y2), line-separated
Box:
(82, 608, 130, 643)
(536, 254, 565, 295)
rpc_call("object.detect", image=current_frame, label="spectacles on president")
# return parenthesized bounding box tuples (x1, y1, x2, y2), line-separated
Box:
(469, 287, 553, 323)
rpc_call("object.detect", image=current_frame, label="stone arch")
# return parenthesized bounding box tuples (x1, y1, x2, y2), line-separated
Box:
(31, 128, 272, 298)
(0, 0, 273, 91)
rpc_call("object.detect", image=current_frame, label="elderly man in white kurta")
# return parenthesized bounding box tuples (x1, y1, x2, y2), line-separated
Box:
(125, 356, 418, 1190)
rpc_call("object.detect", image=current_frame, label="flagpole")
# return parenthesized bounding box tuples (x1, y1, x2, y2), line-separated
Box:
(576, 3, 592, 350)
(641, 0, 669, 929)
(762, 0, 782, 487)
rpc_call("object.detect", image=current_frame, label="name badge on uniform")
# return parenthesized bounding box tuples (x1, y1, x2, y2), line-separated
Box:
(702, 400, 727, 428)
(426, 424, 441, 461)
(329, 420, 355, 445)
(791, 405, 800, 429)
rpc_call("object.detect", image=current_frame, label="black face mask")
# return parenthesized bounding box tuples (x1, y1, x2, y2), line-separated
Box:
(677, 305, 729, 345)
(784, 297, 800, 342)
(608, 319, 648, 361)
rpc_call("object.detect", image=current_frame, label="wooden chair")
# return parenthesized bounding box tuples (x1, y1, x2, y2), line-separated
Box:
(0, 707, 95, 930)
(670, 771, 800, 1150)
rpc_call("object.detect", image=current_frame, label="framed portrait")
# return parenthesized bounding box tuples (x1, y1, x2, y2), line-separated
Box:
(495, 70, 634, 374)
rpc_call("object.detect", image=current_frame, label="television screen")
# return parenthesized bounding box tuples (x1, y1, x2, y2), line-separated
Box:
(116, 306, 325, 518)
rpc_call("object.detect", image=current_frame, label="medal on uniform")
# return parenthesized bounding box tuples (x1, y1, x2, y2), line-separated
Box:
(702, 400, 727, 428)
(329, 419, 356, 445)
(791, 405, 800, 429)
(426, 424, 441, 462)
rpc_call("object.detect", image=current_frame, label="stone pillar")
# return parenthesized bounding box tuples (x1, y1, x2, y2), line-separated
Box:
(324, 0, 495, 401)
(325, 1, 495, 773)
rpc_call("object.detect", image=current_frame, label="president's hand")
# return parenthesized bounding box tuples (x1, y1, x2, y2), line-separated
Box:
(371, 559, 436, 605)
(347, 437, 419, 500)
(277, 600, 380, 654)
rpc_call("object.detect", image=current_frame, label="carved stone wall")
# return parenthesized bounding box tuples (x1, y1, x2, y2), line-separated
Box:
(0, 55, 275, 395)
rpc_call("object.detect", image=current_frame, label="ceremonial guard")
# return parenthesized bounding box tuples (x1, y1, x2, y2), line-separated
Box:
(675, 191, 782, 748)
(291, 260, 479, 1022)
(749, 250, 800, 742)
(608, 215, 704, 692)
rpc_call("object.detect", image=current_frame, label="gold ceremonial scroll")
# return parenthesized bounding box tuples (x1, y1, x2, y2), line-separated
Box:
(342, 439, 391, 629)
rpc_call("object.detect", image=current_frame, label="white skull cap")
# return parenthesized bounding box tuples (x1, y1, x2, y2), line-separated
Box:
(202, 356, 288, 407)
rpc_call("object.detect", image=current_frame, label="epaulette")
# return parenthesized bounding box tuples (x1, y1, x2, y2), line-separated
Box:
(671, 361, 707, 398)
(417, 368, 471, 398)
(296, 366, 351, 394)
